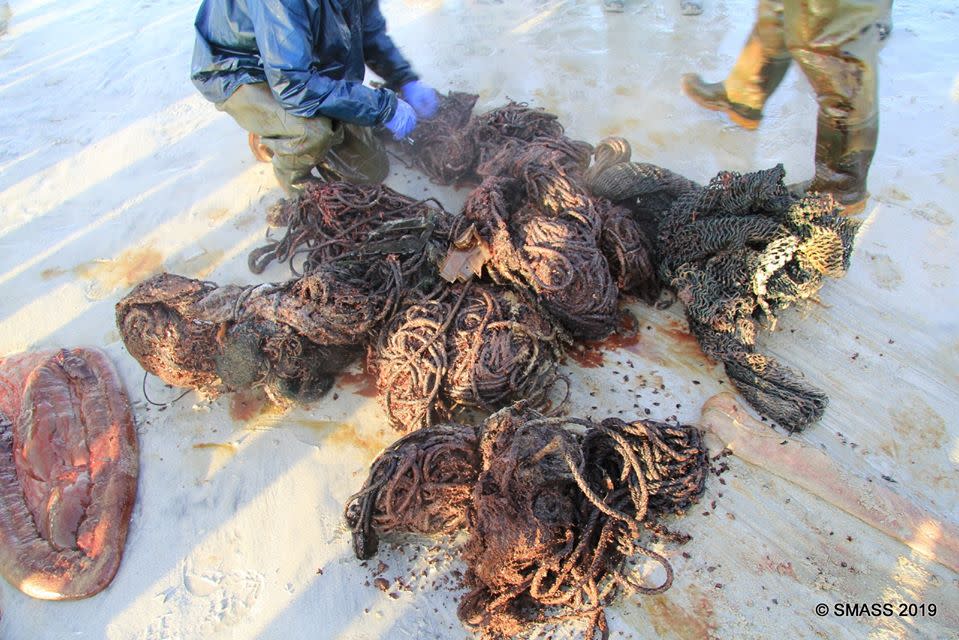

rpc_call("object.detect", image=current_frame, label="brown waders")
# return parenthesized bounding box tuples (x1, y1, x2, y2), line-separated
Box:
(683, 0, 887, 213)
(218, 83, 390, 195)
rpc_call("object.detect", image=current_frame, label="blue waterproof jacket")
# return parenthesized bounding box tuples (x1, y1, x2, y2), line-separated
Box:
(191, 0, 418, 127)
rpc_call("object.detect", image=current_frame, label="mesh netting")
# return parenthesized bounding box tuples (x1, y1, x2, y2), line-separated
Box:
(586, 137, 860, 430)
(344, 404, 707, 639)
(586, 137, 701, 255)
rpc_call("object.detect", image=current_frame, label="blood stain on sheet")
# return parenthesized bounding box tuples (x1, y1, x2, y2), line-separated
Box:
(625, 320, 711, 374)
(645, 585, 718, 640)
(338, 369, 379, 398)
(882, 395, 946, 459)
(74, 245, 164, 298)
(229, 389, 272, 422)
(568, 313, 642, 368)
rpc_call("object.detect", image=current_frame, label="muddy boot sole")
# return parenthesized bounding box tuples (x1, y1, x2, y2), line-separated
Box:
(681, 74, 762, 131)
(789, 180, 868, 216)
(838, 198, 867, 216)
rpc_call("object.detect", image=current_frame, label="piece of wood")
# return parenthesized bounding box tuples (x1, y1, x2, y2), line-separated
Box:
(700, 392, 959, 574)
(440, 224, 491, 283)
(0, 348, 138, 599)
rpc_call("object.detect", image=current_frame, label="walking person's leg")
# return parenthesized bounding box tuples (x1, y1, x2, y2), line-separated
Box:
(682, 0, 791, 129)
(784, 0, 882, 213)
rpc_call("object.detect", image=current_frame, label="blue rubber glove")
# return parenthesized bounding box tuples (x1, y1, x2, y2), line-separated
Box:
(401, 81, 439, 118)
(384, 99, 417, 140)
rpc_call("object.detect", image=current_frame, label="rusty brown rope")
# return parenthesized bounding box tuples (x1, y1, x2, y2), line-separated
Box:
(345, 405, 707, 639)
(373, 282, 568, 432)
(115, 267, 392, 403)
(395, 99, 662, 339)
(247, 182, 451, 295)
(402, 91, 480, 184)
(345, 421, 480, 560)
(461, 407, 706, 639)
(457, 143, 623, 339)
(595, 199, 660, 303)
(398, 93, 580, 186)
(115, 275, 223, 393)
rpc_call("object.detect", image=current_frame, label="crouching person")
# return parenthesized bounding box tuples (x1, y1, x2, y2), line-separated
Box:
(191, 0, 439, 194)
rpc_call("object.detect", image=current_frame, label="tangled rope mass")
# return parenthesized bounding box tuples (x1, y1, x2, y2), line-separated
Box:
(345, 421, 480, 560)
(587, 137, 860, 430)
(456, 142, 623, 339)
(395, 93, 659, 338)
(398, 93, 571, 186)
(115, 267, 394, 403)
(399, 91, 480, 184)
(345, 405, 707, 639)
(248, 181, 451, 293)
(108, 84, 872, 640)
(120, 100, 660, 428)
(373, 281, 567, 432)
(595, 199, 660, 303)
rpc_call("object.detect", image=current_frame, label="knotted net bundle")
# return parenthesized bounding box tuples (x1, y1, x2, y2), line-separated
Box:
(400, 95, 659, 333)
(345, 421, 479, 560)
(455, 140, 625, 339)
(662, 171, 859, 429)
(586, 136, 701, 270)
(116, 266, 395, 403)
(595, 199, 660, 303)
(344, 405, 707, 639)
(399, 91, 481, 184)
(399, 92, 571, 186)
(586, 137, 860, 430)
(373, 281, 567, 432)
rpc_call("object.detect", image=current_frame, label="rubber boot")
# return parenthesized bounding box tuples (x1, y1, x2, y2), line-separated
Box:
(681, 74, 765, 130)
(317, 123, 389, 185)
(682, 7, 792, 130)
(793, 115, 877, 216)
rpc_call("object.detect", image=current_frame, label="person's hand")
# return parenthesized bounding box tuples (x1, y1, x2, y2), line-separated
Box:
(401, 81, 439, 118)
(384, 99, 417, 140)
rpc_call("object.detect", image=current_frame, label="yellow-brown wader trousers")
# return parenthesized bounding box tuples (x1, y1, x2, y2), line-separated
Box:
(725, 0, 886, 203)
(218, 83, 390, 195)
